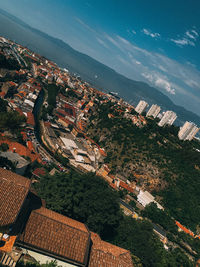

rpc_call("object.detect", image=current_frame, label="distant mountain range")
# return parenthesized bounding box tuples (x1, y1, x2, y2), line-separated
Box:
(0, 8, 200, 126)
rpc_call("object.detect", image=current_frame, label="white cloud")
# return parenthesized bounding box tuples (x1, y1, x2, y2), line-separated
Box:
(191, 29, 199, 37)
(142, 72, 175, 95)
(74, 29, 200, 113)
(132, 30, 136, 34)
(74, 17, 96, 33)
(96, 37, 109, 48)
(171, 28, 199, 47)
(170, 38, 195, 46)
(142, 28, 160, 38)
(186, 31, 196, 39)
(104, 33, 123, 51)
(155, 78, 175, 95)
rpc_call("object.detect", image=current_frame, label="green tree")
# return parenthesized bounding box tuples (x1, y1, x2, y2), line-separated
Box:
(34, 171, 122, 239)
(141, 203, 178, 234)
(0, 111, 26, 133)
(0, 98, 7, 112)
(0, 143, 9, 152)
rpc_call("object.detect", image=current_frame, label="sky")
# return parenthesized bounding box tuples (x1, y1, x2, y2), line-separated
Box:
(0, 0, 200, 116)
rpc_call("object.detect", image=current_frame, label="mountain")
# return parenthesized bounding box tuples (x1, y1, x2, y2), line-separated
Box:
(0, 8, 200, 126)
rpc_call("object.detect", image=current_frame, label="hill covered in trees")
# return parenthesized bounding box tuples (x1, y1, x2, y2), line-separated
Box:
(87, 101, 200, 232)
(34, 171, 194, 266)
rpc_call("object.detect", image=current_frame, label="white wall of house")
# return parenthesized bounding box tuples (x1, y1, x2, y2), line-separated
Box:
(23, 249, 78, 267)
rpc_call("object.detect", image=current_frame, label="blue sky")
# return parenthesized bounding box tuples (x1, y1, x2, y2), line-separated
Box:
(0, 0, 200, 116)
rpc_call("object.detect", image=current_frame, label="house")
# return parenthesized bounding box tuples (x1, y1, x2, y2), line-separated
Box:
(0, 151, 29, 175)
(0, 168, 133, 267)
(137, 190, 164, 210)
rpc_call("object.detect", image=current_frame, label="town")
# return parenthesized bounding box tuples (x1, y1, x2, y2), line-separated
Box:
(0, 36, 200, 267)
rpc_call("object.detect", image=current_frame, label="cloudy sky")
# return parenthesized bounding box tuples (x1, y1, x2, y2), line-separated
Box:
(0, 0, 200, 116)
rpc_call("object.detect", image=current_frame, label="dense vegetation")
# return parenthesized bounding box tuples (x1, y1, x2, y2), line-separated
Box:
(41, 83, 61, 119)
(34, 171, 193, 266)
(0, 98, 8, 112)
(141, 203, 178, 234)
(0, 156, 16, 170)
(34, 171, 121, 239)
(113, 216, 193, 267)
(87, 102, 200, 232)
(0, 54, 20, 70)
(0, 111, 26, 133)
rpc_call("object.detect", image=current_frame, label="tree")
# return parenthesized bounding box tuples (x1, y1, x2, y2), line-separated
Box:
(34, 171, 122, 239)
(0, 98, 7, 112)
(0, 111, 26, 133)
(0, 156, 15, 170)
(0, 143, 9, 152)
(141, 202, 178, 234)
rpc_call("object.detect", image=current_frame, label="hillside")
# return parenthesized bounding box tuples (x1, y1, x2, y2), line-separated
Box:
(87, 101, 200, 231)
(0, 8, 200, 126)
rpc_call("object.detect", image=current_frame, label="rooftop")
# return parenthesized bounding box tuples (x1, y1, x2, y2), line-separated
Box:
(0, 168, 31, 227)
(0, 151, 29, 168)
(18, 207, 90, 266)
(89, 232, 133, 267)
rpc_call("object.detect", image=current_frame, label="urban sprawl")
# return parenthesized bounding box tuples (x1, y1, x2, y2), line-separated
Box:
(0, 36, 200, 267)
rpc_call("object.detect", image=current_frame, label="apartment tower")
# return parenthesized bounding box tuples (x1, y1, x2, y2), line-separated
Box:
(158, 111, 177, 127)
(178, 121, 199, 141)
(146, 104, 161, 118)
(135, 100, 148, 114)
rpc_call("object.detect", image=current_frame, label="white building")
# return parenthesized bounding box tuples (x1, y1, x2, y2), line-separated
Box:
(146, 104, 161, 118)
(178, 121, 199, 141)
(135, 100, 148, 114)
(158, 111, 177, 127)
(137, 190, 163, 210)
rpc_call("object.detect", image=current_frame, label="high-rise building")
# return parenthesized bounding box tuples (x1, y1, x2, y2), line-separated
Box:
(178, 121, 199, 141)
(146, 104, 161, 118)
(135, 100, 148, 114)
(158, 111, 177, 127)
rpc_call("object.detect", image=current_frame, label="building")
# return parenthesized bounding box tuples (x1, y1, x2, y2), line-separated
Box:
(146, 104, 161, 118)
(137, 190, 163, 210)
(0, 151, 29, 175)
(158, 111, 177, 127)
(0, 168, 133, 267)
(178, 121, 199, 141)
(135, 100, 148, 114)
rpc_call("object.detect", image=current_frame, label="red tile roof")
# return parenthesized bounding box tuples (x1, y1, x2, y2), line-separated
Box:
(56, 109, 68, 117)
(32, 168, 46, 178)
(15, 108, 24, 116)
(26, 112, 35, 127)
(0, 168, 31, 227)
(57, 115, 75, 126)
(119, 181, 134, 193)
(0, 91, 6, 98)
(89, 232, 133, 267)
(176, 221, 194, 237)
(0, 139, 39, 163)
(0, 235, 17, 253)
(21, 131, 28, 141)
(27, 141, 35, 153)
(18, 207, 90, 265)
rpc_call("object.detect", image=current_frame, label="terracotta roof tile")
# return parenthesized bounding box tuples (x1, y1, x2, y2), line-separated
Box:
(26, 112, 35, 127)
(15, 108, 24, 116)
(0, 139, 39, 163)
(27, 141, 35, 153)
(119, 181, 134, 193)
(0, 236, 17, 253)
(18, 207, 90, 265)
(32, 168, 46, 178)
(0, 168, 31, 227)
(89, 232, 133, 267)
